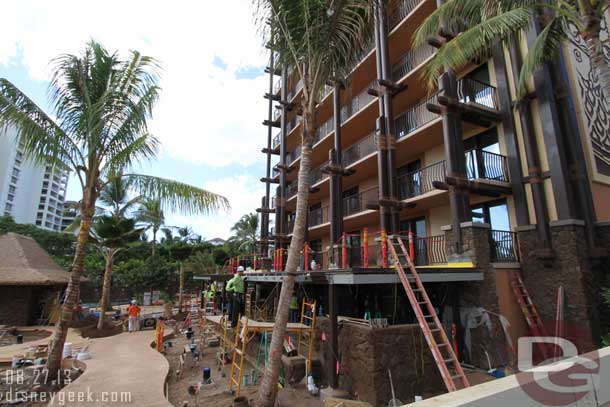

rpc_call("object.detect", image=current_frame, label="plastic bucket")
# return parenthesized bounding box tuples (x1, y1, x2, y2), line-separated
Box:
(62, 343, 72, 358)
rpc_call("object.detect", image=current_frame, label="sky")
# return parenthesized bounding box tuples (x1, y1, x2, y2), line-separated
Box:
(0, 0, 270, 240)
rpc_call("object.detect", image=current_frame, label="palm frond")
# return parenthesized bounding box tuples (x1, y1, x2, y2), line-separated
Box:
(421, 7, 534, 89)
(126, 174, 230, 215)
(518, 16, 567, 96)
(102, 133, 160, 175)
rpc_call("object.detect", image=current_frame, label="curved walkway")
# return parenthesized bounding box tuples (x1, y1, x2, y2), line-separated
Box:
(52, 330, 172, 407)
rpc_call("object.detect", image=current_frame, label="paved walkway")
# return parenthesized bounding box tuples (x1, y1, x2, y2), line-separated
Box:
(51, 330, 172, 407)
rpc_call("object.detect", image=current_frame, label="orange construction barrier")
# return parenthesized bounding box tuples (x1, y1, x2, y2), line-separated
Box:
(341, 233, 347, 269)
(408, 230, 415, 261)
(304, 242, 309, 271)
(363, 228, 369, 268)
(381, 228, 388, 268)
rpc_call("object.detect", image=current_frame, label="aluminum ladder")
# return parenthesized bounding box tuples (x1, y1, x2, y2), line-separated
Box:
(388, 235, 470, 392)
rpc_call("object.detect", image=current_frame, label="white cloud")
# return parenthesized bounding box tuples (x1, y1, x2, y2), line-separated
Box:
(0, 0, 270, 168)
(165, 174, 266, 240)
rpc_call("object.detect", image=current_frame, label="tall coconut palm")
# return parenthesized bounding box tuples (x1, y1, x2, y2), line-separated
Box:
(0, 41, 229, 378)
(413, 0, 610, 103)
(253, 1, 375, 405)
(91, 215, 142, 329)
(229, 213, 259, 252)
(135, 198, 165, 254)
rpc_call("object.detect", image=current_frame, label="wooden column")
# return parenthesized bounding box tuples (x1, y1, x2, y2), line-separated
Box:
(330, 82, 344, 245)
(328, 283, 338, 389)
(277, 67, 289, 249)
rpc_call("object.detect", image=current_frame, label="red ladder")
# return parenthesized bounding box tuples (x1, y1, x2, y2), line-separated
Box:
(510, 270, 550, 360)
(388, 235, 470, 392)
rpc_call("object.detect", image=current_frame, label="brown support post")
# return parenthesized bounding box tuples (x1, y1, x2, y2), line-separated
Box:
(508, 40, 551, 249)
(439, 70, 470, 252)
(525, 19, 577, 221)
(376, 0, 399, 234)
(277, 66, 289, 249)
(328, 283, 338, 389)
(491, 43, 530, 226)
(373, 3, 391, 234)
(261, 46, 276, 254)
(330, 82, 344, 245)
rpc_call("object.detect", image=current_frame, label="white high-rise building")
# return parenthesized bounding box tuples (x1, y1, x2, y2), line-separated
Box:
(0, 126, 70, 231)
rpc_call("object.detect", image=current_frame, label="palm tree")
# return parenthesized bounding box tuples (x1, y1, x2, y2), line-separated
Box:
(184, 251, 217, 275)
(413, 0, 610, 103)
(91, 215, 142, 329)
(253, 2, 375, 405)
(0, 41, 229, 378)
(229, 213, 259, 252)
(135, 198, 165, 254)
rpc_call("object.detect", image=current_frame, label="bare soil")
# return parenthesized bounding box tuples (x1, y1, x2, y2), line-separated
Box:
(0, 330, 51, 347)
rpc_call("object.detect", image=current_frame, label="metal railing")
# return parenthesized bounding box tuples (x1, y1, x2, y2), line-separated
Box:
(389, 0, 425, 29)
(342, 132, 376, 167)
(391, 44, 435, 82)
(397, 160, 446, 200)
(413, 234, 447, 265)
(347, 34, 375, 73)
(272, 106, 281, 122)
(395, 94, 440, 139)
(313, 116, 335, 144)
(272, 132, 280, 149)
(456, 78, 499, 110)
(340, 81, 376, 123)
(288, 145, 302, 164)
(310, 164, 328, 185)
(309, 205, 330, 227)
(273, 77, 282, 95)
(342, 187, 379, 217)
(319, 84, 333, 101)
(286, 115, 302, 134)
(490, 230, 519, 262)
(286, 182, 297, 198)
(272, 165, 280, 178)
(287, 78, 304, 101)
(465, 149, 509, 182)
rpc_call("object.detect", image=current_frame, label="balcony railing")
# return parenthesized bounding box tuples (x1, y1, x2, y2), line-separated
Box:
(456, 78, 499, 110)
(342, 132, 376, 167)
(391, 44, 435, 82)
(343, 187, 379, 217)
(286, 182, 297, 198)
(490, 230, 519, 262)
(319, 84, 333, 101)
(286, 115, 302, 134)
(395, 94, 439, 139)
(412, 234, 448, 265)
(288, 145, 302, 164)
(287, 78, 304, 101)
(313, 116, 334, 144)
(397, 160, 446, 200)
(340, 81, 376, 123)
(347, 34, 375, 73)
(272, 165, 280, 178)
(309, 205, 330, 227)
(273, 77, 281, 95)
(273, 132, 280, 149)
(310, 164, 328, 185)
(465, 149, 509, 182)
(272, 106, 281, 122)
(389, 0, 425, 29)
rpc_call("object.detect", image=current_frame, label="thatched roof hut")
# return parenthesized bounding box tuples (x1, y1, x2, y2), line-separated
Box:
(0, 233, 72, 325)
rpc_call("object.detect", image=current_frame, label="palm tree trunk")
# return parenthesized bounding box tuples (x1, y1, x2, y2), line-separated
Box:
(152, 228, 157, 256)
(97, 248, 115, 330)
(584, 34, 610, 104)
(257, 117, 314, 407)
(46, 202, 94, 380)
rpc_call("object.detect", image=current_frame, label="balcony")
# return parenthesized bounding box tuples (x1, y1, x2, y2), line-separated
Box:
(309, 205, 330, 228)
(340, 81, 376, 123)
(287, 78, 303, 101)
(343, 187, 379, 217)
(388, 0, 425, 30)
(272, 132, 280, 149)
(319, 84, 333, 101)
(288, 145, 302, 164)
(272, 106, 281, 122)
(408, 234, 448, 266)
(465, 149, 509, 182)
(273, 77, 281, 95)
(398, 160, 445, 200)
(313, 116, 335, 145)
(286, 115, 302, 134)
(342, 131, 376, 167)
(395, 94, 440, 140)
(391, 44, 435, 82)
(456, 78, 499, 111)
(490, 230, 519, 262)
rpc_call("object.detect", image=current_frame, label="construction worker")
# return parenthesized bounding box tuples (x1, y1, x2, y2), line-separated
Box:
(127, 300, 141, 332)
(226, 266, 245, 328)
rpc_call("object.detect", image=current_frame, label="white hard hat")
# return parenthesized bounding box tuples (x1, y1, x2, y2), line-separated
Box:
(131, 300, 137, 304)
(236, 266, 244, 272)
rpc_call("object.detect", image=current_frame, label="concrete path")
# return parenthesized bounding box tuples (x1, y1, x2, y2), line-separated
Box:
(52, 330, 172, 407)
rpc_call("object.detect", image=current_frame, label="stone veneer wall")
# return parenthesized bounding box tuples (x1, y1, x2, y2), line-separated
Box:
(517, 220, 604, 352)
(315, 317, 443, 407)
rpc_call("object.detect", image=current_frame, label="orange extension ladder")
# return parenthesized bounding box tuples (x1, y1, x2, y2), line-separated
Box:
(388, 235, 470, 392)
(510, 271, 550, 360)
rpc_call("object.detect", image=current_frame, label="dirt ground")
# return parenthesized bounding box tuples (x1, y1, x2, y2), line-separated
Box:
(164, 322, 327, 407)
(0, 329, 51, 347)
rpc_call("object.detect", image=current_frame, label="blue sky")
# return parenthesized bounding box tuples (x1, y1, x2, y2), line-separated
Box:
(0, 1, 271, 239)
